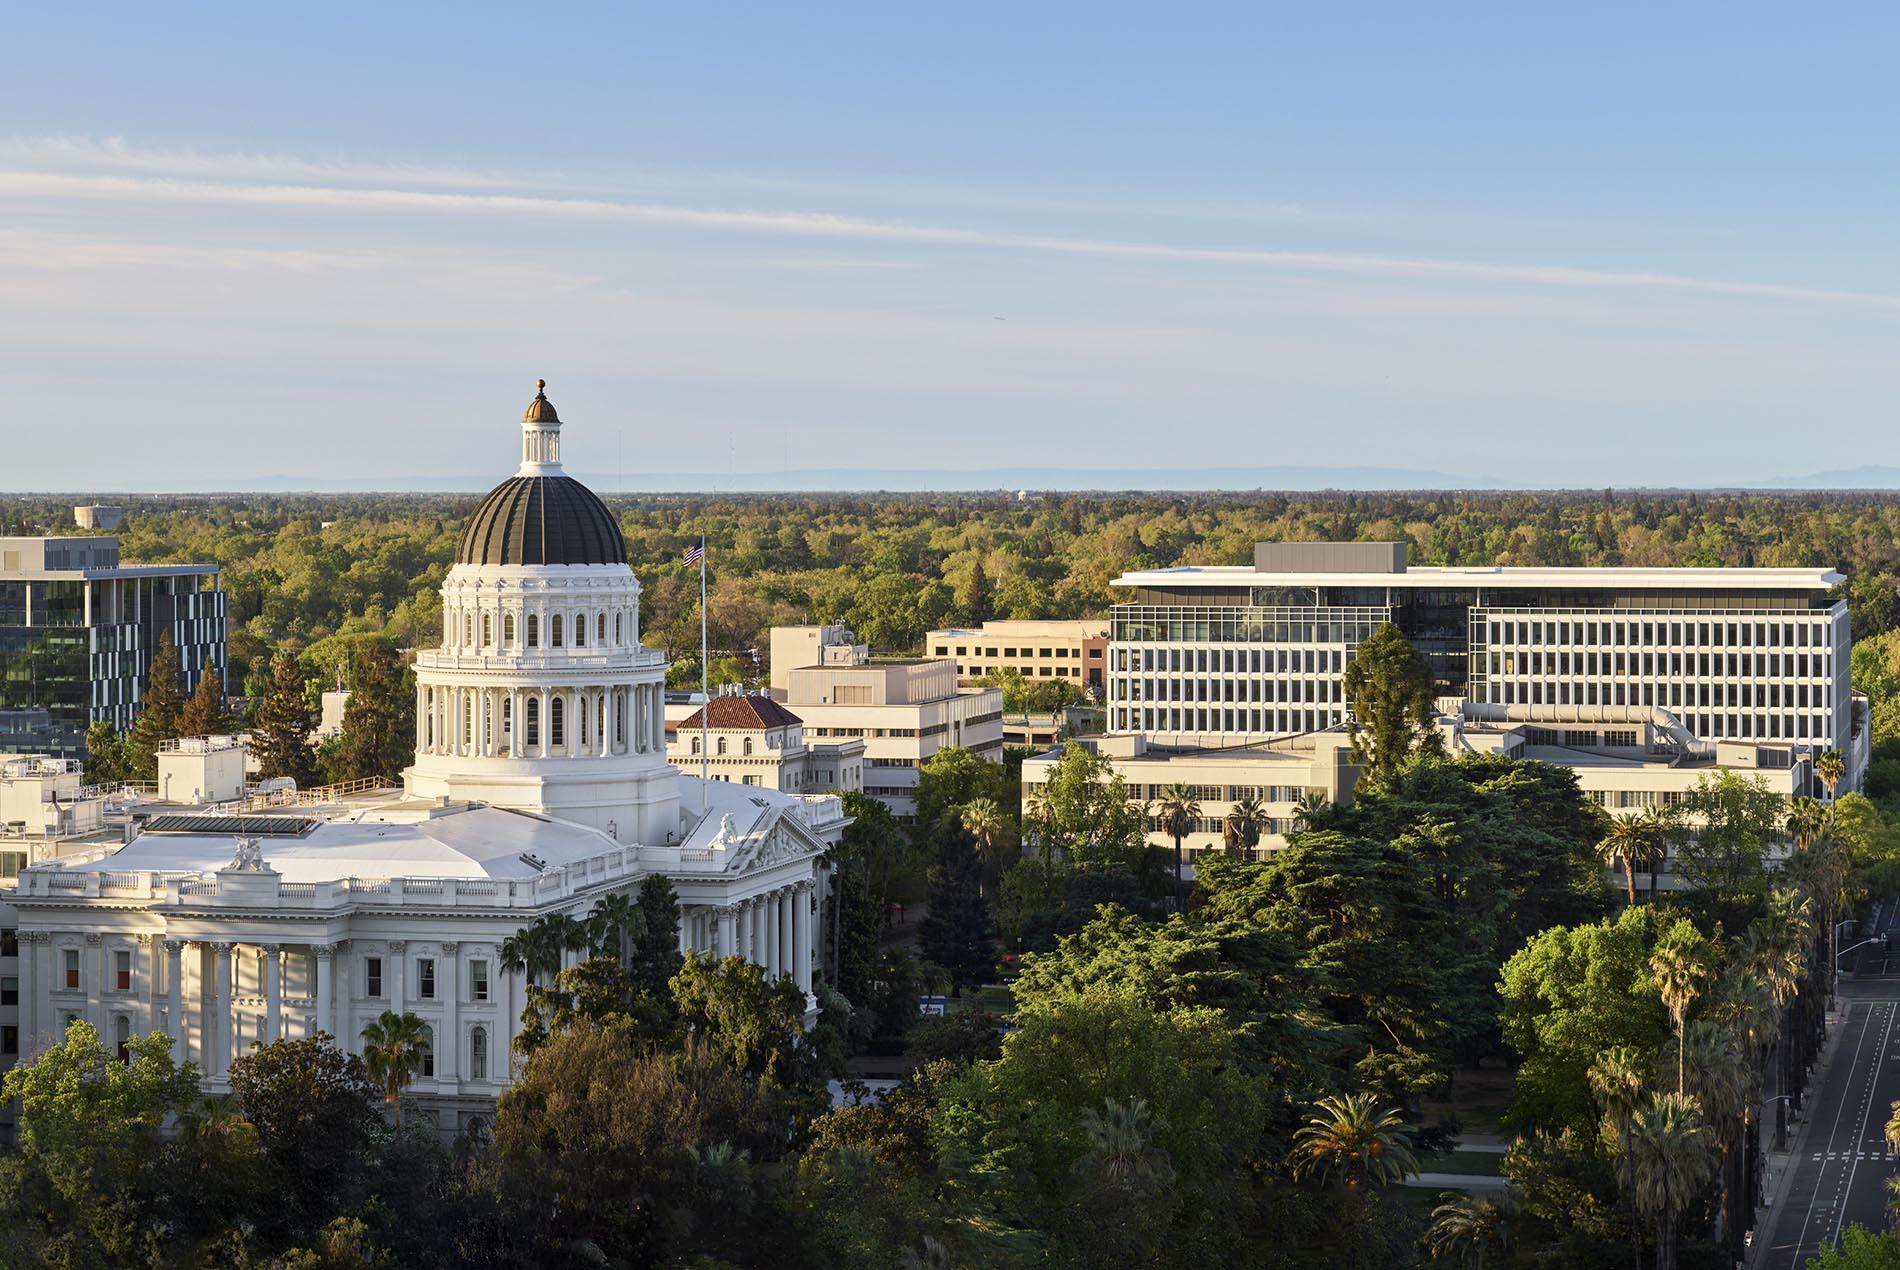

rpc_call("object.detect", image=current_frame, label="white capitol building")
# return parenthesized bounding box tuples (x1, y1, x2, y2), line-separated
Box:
(7, 383, 847, 1132)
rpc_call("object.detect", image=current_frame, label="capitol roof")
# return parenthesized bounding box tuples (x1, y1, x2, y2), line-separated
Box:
(66, 805, 618, 884)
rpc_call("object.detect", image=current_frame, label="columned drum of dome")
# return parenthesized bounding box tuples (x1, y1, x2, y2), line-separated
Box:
(405, 382, 679, 845)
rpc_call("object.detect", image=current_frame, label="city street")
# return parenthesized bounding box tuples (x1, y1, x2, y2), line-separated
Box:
(1757, 910, 1900, 1270)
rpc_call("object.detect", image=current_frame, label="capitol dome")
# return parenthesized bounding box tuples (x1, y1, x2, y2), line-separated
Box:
(454, 381, 626, 567)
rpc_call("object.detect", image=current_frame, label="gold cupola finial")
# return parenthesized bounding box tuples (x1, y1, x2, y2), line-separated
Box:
(523, 378, 560, 424)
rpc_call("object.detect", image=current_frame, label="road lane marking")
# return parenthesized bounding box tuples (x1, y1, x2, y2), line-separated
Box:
(1794, 1003, 1877, 1264)
(1834, 1003, 1897, 1246)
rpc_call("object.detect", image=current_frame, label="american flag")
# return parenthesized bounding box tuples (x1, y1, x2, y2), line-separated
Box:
(682, 537, 705, 567)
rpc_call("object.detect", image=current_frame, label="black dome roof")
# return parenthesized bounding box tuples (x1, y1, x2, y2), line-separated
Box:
(456, 475, 626, 566)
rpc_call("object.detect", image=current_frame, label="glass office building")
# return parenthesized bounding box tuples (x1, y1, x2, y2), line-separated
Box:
(0, 537, 225, 758)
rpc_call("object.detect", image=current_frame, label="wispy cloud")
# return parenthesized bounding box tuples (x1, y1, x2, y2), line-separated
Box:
(2, 162, 1895, 313)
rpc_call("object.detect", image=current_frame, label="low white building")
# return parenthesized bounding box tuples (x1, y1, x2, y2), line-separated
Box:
(665, 692, 865, 795)
(156, 736, 249, 805)
(7, 383, 849, 1133)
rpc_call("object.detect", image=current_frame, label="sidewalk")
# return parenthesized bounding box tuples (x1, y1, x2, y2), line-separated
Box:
(1748, 1005, 1850, 1270)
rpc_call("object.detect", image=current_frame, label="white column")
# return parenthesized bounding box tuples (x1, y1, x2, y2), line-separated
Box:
(164, 940, 185, 1053)
(17, 932, 36, 1057)
(763, 893, 781, 979)
(264, 945, 283, 1043)
(314, 945, 334, 1040)
(539, 689, 551, 758)
(794, 883, 813, 995)
(678, 906, 692, 956)
(142, 935, 161, 1034)
(778, 888, 794, 982)
(717, 905, 736, 958)
(212, 942, 235, 1078)
(415, 682, 427, 751)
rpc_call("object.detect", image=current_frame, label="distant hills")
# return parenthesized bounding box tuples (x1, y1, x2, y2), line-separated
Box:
(19, 462, 1900, 495)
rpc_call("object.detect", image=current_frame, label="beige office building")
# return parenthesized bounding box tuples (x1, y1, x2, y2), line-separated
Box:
(769, 626, 1004, 821)
(664, 694, 865, 796)
(927, 619, 1109, 693)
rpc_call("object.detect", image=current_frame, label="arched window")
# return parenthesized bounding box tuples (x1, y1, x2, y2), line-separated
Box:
(743, 737, 754, 756)
(527, 613, 539, 648)
(552, 614, 564, 647)
(551, 697, 565, 747)
(574, 615, 586, 647)
(716, 737, 728, 756)
(482, 612, 492, 647)
(691, 736, 701, 754)
(504, 613, 515, 645)
(470, 1026, 488, 1080)
(579, 697, 589, 746)
(419, 1025, 435, 1079)
(502, 696, 512, 742)
(615, 613, 623, 644)
(114, 1015, 131, 1063)
(464, 695, 473, 747)
(598, 613, 607, 643)
(463, 612, 473, 646)
(526, 697, 540, 747)
(615, 693, 625, 745)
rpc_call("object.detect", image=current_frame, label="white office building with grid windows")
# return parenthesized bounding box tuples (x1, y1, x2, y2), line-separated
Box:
(1107, 541, 1859, 784)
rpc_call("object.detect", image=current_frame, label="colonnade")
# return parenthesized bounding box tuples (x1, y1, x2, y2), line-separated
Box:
(679, 882, 816, 997)
(417, 680, 666, 760)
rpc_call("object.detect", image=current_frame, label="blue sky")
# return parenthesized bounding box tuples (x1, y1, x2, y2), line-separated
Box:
(4, 3, 1898, 488)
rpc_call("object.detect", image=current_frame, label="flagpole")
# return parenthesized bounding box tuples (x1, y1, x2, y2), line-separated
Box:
(699, 539, 709, 811)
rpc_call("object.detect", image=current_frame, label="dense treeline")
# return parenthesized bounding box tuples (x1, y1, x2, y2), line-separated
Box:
(8, 489, 1900, 696)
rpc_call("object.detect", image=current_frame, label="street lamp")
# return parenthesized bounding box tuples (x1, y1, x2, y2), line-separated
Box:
(1836, 936, 1882, 972)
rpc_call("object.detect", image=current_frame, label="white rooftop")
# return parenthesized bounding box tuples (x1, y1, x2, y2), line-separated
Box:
(1112, 564, 1844, 591)
(66, 805, 616, 884)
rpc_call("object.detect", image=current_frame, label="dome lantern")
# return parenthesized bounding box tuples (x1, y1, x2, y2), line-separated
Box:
(519, 378, 564, 474)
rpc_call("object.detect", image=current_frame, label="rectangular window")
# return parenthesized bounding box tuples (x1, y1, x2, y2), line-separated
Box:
(1, 1026, 14, 1055)
(418, 958, 436, 1000)
(64, 948, 79, 990)
(471, 960, 489, 1002)
(366, 957, 383, 998)
(0, 976, 15, 1006)
(115, 949, 131, 992)
(0, 929, 15, 957)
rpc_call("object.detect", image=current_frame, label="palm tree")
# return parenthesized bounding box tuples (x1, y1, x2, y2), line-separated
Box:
(537, 912, 590, 973)
(1748, 888, 1814, 1150)
(1686, 1018, 1753, 1263)
(1157, 783, 1201, 911)
(1885, 1099, 1900, 1156)
(587, 892, 644, 964)
(361, 1010, 430, 1127)
(1588, 1045, 1647, 1270)
(1292, 789, 1329, 832)
(959, 796, 1007, 898)
(1599, 815, 1652, 907)
(1223, 794, 1268, 858)
(1077, 1097, 1174, 1193)
(1629, 1091, 1716, 1270)
(1290, 1092, 1419, 1221)
(1651, 933, 1711, 1093)
(1815, 748, 1847, 801)
(1424, 1192, 1509, 1269)
(1638, 804, 1677, 895)
(1786, 796, 1827, 851)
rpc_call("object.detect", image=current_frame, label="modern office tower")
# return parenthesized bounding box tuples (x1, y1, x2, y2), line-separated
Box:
(768, 625, 1004, 821)
(925, 619, 1111, 693)
(0, 536, 226, 757)
(1108, 541, 1854, 771)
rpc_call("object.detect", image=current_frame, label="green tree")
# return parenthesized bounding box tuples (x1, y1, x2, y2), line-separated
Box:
(918, 830, 998, 989)
(1629, 1091, 1715, 1270)
(1424, 1192, 1510, 1268)
(83, 720, 130, 786)
(252, 649, 318, 786)
(1157, 782, 1201, 911)
(1291, 1091, 1420, 1240)
(587, 890, 644, 964)
(1675, 770, 1783, 896)
(360, 1010, 429, 1126)
(227, 1032, 381, 1239)
(127, 629, 186, 782)
(1588, 1045, 1647, 1270)
(1809, 1225, 1900, 1269)
(633, 873, 686, 1008)
(959, 795, 1010, 898)
(1223, 793, 1267, 857)
(671, 952, 812, 1081)
(1816, 749, 1848, 800)
(177, 661, 230, 737)
(331, 639, 413, 783)
(1599, 814, 1654, 908)
(914, 746, 1011, 844)
(0, 1019, 203, 1261)
(1341, 623, 1440, 781)
(1650, 921, 1712, 1093)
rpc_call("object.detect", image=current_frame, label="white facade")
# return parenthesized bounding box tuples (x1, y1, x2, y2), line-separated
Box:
(156, 736, 248, 805)
(1108, 542, 1855, 783)
(5, 386, 848, 1130)
(769, 625, 1003, 821)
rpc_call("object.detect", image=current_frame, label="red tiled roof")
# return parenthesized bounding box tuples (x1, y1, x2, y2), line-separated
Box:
(675, 695, 802, 731)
